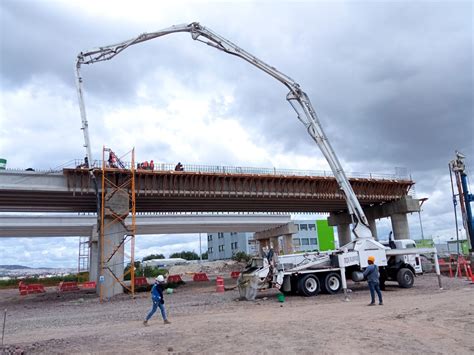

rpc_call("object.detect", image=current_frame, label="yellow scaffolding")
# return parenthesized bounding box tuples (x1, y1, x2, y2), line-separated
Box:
(99, 147, 136, 301)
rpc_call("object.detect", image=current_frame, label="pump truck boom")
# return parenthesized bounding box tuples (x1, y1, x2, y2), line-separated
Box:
(76, 22, 370, 239)
(75, 22, 442, 299)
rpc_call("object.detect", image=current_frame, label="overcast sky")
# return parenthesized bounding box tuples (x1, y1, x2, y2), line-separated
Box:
(0, 0, 472, 268)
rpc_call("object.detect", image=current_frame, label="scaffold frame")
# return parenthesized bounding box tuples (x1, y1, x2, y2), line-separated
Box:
(99, 147, 136, 301)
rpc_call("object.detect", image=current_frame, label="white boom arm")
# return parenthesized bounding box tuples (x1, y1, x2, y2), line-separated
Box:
(75, 22, 372, 239)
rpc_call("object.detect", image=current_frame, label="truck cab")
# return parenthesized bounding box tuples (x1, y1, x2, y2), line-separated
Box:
(380, 239, 423, 275)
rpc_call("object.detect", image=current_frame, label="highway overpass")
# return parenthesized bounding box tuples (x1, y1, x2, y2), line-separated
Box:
(0, 166, 413, 213)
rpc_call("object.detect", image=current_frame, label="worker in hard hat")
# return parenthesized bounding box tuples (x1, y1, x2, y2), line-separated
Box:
(363, 256, 383, 306)
(143, 275, 171, 326)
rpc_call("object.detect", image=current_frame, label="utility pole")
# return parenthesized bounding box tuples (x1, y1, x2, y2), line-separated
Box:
(199, 233, 202, 263)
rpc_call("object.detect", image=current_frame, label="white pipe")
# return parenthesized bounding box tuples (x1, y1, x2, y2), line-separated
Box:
(340, 267, 349, 301)
(434, 252, 443, 289)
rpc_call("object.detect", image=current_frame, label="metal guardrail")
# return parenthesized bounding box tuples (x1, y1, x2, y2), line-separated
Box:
(2, 159, 411, 181)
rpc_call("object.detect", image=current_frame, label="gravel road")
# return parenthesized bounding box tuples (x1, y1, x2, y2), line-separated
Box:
(0, 274, 472, 354)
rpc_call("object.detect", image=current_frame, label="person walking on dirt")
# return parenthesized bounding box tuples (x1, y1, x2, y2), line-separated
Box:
(363, 256, 383, 306)
(143, 275, 171, 326)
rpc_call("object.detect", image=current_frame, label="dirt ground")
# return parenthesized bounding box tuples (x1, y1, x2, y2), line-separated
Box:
(0, 274, 472, 354)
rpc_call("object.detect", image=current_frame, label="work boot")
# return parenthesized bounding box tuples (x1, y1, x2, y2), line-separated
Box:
(164, 319, 171, 325)
(368, 303, 376, 306)
(379, 302, 384, 306)
(143, 320, 149, 326)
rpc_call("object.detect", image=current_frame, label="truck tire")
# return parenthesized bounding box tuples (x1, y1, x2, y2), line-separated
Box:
(397, 268, 414, 288)
(322, 272, 342, 294)
(298, 274, 320, 297)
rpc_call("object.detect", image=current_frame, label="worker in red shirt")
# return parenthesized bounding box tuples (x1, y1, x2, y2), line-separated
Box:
(150, 160, 155, 171)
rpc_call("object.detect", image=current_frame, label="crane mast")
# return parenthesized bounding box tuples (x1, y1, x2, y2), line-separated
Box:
(75, 22, 372, 241)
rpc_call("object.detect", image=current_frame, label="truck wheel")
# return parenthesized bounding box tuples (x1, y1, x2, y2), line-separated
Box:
(322, 272, 342, 294)
(397, 268, 414, 288)
(298, 274, 320, 297)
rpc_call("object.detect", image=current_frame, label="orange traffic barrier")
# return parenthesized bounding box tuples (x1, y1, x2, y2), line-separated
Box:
(19, 281, 46, 295)
(230, 271, 241, 279)
(216, 276, 224, 293)
(167, 274, 183, 283)
(80, 281, 96, 289)
(193, 272, 209, 282)
(58, 281, 80, 292)
(134, 277, 149, 287)
(467, 265, 473, 280)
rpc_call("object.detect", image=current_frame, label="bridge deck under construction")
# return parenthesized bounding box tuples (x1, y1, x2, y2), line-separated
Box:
(62, 168, 413, 213)
(0, 168, 414, 213)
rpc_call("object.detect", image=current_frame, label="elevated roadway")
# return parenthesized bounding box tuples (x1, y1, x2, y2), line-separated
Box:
(0, 166, 414, 213)
(0, 213, 291, 237)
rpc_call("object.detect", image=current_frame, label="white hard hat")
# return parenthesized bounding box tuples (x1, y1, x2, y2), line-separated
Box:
(156, 275, 165, 283)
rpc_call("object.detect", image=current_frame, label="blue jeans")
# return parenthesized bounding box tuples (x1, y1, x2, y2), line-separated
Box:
(368, 282, 383, 304)
(145, 298, 167, 321)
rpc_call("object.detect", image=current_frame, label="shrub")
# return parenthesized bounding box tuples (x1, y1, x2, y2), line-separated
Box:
(232, 251, 251, 263)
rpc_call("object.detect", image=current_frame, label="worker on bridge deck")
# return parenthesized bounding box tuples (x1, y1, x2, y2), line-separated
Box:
(108, 151, 117, 168)
(175, 162, 184, 171)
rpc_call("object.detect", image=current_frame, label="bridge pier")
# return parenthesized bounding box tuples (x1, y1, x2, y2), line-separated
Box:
(254, 222, 298, 256)
(270, 237, 280, 255)
(390, 213, 411, 240)
(336, 223, 352, 247)
(100, 220, 127, 298)
(98, 189, 131, 299)
(367, 217, 378, 241)
(328, 196, 421, 243)
(384, 197, 420, 240)
(89, 227, 99, 285)
(283, 234, 294, 254)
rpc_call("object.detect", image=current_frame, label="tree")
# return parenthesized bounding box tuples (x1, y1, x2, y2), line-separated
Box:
(232, 251, 251, 263)
(201, 251, 208, 260)
(170, 251, 200, 260)
(142, 254, 165, 261)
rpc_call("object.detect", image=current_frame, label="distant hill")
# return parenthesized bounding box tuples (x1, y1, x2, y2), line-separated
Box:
(0, 265, 32, 270)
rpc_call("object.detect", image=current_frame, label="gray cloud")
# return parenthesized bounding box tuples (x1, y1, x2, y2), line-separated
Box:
(0, 1, 472, 266)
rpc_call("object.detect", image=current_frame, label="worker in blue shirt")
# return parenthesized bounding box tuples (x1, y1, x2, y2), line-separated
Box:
(144, 275, 171, 325)
(363, 256, 383, 306)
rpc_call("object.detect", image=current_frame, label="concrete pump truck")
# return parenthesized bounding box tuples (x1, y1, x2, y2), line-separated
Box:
(75, 22, 442, 300)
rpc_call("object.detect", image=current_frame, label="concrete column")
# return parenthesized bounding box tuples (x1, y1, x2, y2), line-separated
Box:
(391, 213, 410, 240)
(99, 189, 129, 299)
(270, 237, 280, 255)
(337, 224, 352, 247)
(101, 220, 127, 298)
(368, 219, 378, 241)
(89, 226, 99, 284)
(259, 238, 270, 256)
(283, 234, 294, 254)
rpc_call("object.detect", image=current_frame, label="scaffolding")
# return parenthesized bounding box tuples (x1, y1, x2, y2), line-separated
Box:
(78, 236, 90, 274)
(99, 147, 136, 301)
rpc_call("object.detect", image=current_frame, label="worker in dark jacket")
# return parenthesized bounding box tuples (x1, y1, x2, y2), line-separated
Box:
(363, 256, 383, 306)
(143, 275, 171, 325)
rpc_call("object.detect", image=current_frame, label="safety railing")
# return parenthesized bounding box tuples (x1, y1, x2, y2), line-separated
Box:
(3, 159, 411, 181)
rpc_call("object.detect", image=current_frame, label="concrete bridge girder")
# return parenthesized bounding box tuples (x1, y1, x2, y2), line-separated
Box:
(0, 169, 413, 213)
